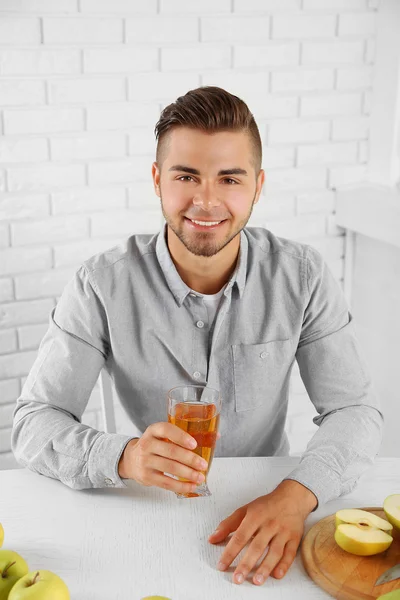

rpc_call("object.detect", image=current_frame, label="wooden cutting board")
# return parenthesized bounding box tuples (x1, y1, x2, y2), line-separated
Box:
(301, 507, 400, 599)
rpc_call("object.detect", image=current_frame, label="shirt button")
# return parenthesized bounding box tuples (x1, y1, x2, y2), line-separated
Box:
(104, 478, 114, 486)
(260, 351, 269, 359)
(193, 371, 201, 379)
(190, 293, 197, 297)
(196, 320, 204, 328)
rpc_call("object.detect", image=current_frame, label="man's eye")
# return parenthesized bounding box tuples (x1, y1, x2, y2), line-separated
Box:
(178, 176, 194, 182)
(177, 176, 238, 184)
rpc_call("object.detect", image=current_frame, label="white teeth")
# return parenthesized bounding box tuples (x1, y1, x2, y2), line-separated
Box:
(191, 220, 221, 226)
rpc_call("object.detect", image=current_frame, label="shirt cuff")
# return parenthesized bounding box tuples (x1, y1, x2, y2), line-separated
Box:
(282, 458, 342, 510)
(88, 432, 138, 489)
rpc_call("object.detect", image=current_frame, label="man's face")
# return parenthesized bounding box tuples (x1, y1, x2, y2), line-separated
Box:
(152, 127, 264, 257)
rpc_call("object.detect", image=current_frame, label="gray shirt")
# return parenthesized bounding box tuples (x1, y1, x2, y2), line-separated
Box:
(11, 225, 384, 508)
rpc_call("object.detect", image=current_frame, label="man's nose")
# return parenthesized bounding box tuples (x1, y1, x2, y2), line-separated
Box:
(192, 186, 221, 210)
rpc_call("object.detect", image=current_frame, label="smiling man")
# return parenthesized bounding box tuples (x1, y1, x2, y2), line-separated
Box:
(154, 126, 263, 295)
(12, 86, 384, 587)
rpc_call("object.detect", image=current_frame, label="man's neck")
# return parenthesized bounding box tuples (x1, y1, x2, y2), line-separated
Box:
(166, 226, 240, 295)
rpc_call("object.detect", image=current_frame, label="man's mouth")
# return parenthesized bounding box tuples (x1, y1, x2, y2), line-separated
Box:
(184, 217, 227, 230)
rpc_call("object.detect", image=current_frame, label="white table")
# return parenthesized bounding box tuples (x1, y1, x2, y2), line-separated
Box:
(0, 457, 399, 600)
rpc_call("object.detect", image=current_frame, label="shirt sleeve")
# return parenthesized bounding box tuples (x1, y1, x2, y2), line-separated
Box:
(282, 245, 384, 509)
(11, 265, 136, 490)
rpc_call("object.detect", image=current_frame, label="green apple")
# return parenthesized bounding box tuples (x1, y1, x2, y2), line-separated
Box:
(377, 591, 400, 600)
(335, 523, 393, 556)
(0, 550, 29, 600)
(8, 570, 70, 600)
(0, 524, 3, 548)
(141, 597, 172, 600)
(384, 494, 400, 533)
(335, 508, 393, 533)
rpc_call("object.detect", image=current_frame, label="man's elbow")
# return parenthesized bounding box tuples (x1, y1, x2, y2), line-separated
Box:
(11, 408, 32, 470)
(11, 395, 48, 471)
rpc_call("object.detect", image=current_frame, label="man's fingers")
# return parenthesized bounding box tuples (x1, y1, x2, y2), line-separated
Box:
(249, 534, 286, 585)
(214, 514, 258, 573)
(271, 539, 299, 579)
(208, 507, 245, 544)
(230, 523, 281, 586)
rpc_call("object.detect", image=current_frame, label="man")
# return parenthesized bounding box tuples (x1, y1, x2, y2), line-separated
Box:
(12, 86, 383, 587)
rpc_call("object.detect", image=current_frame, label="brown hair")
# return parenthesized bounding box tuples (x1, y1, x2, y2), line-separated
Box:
(154, 86, 262, 176)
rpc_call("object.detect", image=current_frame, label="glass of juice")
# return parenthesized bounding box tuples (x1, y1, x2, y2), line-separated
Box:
(166, 385, 221, 499)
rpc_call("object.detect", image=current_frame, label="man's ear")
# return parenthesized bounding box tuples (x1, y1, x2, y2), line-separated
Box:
(152, 162, 161, 197)
(253, 169, 265, 205)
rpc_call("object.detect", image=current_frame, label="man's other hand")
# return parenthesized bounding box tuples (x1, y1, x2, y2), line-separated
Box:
(208, 479, 318, 586)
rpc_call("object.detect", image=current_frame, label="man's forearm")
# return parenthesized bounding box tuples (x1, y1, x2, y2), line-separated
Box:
(283, 404, 383, 508)
(12, 400, 135, 490)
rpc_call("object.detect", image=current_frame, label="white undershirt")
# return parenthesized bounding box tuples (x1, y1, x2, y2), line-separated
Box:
(193, 284, 227, 327)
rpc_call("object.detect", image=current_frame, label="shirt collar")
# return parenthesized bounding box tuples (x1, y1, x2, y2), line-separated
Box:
(155, 223, 248, 307)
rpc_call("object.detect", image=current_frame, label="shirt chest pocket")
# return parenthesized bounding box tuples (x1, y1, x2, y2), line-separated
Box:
(232, 340, 294, 412)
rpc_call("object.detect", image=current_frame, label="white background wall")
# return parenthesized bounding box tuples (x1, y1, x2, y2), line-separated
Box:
(0, 0, 380, 469)
(351, 234, 400, 457)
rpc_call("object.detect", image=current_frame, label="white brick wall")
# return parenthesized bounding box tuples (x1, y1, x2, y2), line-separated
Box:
(302, 41, 365, 64)
(0, 18, 41, 44)
(42, 18, 123, 44)
(0, 80, 46, 105)
(4, 108, 85, 135)
(0, 0, 377, 468)
(88, 107, 158, 134)
(0, 48, 81, 75)
(0, 139, 49, 163)
(269, 119, 330, 144)
(127, 16, 199, 44)
(273, 14, 337, 39)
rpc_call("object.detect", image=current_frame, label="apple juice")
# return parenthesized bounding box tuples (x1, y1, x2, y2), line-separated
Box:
(168, 401, 220, 497)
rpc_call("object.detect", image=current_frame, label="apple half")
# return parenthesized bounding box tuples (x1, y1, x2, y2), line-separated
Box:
(335, 509, 393, 531)
(384, 494, 400, 533)
(334, 509, 393, 556)
(0, 523, 3, 548)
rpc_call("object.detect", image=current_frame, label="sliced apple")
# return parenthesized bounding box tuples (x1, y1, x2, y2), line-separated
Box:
(335, 523, 393, 556)
(335, 509, 393, 533)
(0, 523, 3, 548)
(384, 494, 400, 533)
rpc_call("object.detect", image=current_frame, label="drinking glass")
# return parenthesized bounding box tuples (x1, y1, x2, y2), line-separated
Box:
(166, 385, 221, 499)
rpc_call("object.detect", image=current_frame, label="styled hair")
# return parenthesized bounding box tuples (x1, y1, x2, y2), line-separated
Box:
(154, 86, 262, 176)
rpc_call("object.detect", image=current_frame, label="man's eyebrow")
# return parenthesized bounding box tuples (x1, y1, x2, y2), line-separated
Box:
(168, 165, 248, 176)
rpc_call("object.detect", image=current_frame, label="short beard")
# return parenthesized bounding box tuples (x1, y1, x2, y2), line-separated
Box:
(160, 190, 257, 258)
